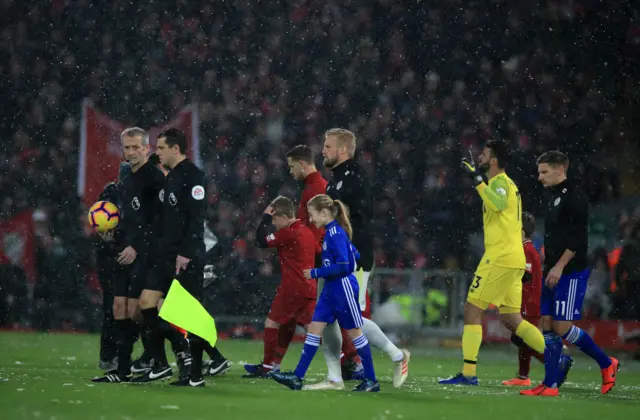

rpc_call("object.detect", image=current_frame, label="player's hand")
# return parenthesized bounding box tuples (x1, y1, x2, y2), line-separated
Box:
(264, 205, 276, 216)
(117, 246, 137, 265)
(176, 255, 191, 274)
(461, 150, 483, 186)
(303, 269, 313, 279)
(98, 230, 115, 243)
(545, 265, 563, 288)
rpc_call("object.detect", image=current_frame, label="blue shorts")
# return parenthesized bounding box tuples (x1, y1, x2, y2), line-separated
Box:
(312, 275, 363, 330)
(541, 269, 590, 321)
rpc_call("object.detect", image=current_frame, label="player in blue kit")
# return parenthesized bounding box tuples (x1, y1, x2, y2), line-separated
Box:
(270, 194, 380, 392)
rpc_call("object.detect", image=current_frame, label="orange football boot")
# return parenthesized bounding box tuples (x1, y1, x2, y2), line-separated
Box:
(601, 357, 619, 395)
(520, 384, 559, 397)
(502, 377, 532, 386)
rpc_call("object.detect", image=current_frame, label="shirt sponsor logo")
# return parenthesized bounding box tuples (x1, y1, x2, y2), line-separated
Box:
(266, 234, 275, 242)
(495, 187, 506, 196)
(192, 185, 205, 200)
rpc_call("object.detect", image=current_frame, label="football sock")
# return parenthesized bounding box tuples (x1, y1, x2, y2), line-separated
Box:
(140, 328, 152, 361)
(353, 334, 377, 382)
(274, 321, 296, 365)
(515, 320, 545, 354)
(518, 344, 532, 378)
(204, 343, 226, 363)
(322, 322, 343, 382)
(293, 333, 321, 380)
(263, 327, 279, 368)
(542, 331, 562, 388)
(462, 324, 483, 377)
(188, 335, 204, 381)
(361, 318, 404, 362)
(563, 325, 611, 369)
(511, 334, 544, 367)
(141, 307, 167, 366)
(340, 328, 359, 362)
(115, 318, 135, 377)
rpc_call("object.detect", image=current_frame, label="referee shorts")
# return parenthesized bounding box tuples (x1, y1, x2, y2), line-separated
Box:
(147, 255, 204, 300)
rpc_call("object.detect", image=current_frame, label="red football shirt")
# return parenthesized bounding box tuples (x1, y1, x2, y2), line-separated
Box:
(298, 171, 328, 246)
(264, 219, 318, 299)
(522, 240, 543, 316)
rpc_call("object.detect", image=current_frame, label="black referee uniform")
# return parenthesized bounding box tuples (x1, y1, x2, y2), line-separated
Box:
(152, 157, 208, 384)
(118, 160, 165, 298)
(326, 158, 374, 310)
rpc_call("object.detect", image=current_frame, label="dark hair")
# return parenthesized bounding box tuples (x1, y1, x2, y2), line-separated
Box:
(536, 150, 569, 169)
(485, 140, 511, 169)
(158, 128, 188, 155)
(270, 196, 296, 218)
(286, 145, 315, 164)
(522, 211, 535, 238)
(148, 153, 160, 166)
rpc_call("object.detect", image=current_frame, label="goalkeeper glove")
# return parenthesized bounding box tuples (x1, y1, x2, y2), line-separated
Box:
(461, 158, 484, 186)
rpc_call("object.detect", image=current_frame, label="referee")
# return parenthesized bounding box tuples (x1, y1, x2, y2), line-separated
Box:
(530, 150, 618, 396)
(322, 128, 410, 388)
(145, 128, 209, 387)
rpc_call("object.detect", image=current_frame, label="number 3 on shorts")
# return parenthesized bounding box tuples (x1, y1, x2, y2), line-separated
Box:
(472, 275, 481, 289)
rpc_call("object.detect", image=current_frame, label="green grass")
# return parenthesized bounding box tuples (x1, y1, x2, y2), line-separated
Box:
(0, 332, 638, 420)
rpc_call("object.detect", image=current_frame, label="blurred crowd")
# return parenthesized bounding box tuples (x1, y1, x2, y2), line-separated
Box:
(1, 0, 639, 329)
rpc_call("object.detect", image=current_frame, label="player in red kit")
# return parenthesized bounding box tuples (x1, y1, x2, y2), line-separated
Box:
(243, 196, 318, 378)
(286, 145, 364, 386)
(502, 212, 546, 386)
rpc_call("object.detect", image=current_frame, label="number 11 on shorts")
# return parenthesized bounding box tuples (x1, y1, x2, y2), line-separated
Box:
(555, 300, 566, 316)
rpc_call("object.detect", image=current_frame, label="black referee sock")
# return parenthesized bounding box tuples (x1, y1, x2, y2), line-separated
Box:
(205, 342, 226, 363)
(141, 308, 168, 367)
(159, 320, 189, 355)
(188, 335, 204, 381)
(115, 318, 135, 377)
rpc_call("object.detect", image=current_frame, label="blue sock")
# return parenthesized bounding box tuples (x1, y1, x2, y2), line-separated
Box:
(352, 334, 377, 382)
(542, 331, 562, 388)
(563, 326, 611, 369)
(293, 333, 321, 380)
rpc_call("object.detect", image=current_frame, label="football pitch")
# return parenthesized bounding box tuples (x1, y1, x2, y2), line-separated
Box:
(0, 332, 638, 420)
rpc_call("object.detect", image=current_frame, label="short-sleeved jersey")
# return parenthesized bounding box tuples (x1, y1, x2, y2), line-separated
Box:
(298, 171, 328, 247)
(265, 219, 318, 299)
(476, 173, 526, 269)
(522, 240, 543, 316)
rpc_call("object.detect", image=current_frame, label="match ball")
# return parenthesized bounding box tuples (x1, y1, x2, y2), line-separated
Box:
(88, 201, 120, 233)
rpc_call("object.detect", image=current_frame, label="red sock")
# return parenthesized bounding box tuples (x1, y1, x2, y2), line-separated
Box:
(274, 321, 296, 365)
(340, 328, 361, 365)
(518, 345, 532, 378)
(531, 348, 544, 364)
(263, 327, 279, 367)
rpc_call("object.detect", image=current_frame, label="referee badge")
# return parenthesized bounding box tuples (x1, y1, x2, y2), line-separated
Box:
(554, 197, 561, 206)
(337, 181, 343, 190)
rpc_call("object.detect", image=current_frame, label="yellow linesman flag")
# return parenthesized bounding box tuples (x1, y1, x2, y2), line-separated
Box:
(159, 279, 217, 347)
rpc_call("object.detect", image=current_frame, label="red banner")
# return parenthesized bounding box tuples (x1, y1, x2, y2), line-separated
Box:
(77, 99, 202, 208)
(0, 210, 37, 283)
(482, 312, 640, 351)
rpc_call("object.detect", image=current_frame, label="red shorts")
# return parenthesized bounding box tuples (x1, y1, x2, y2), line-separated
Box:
(268, 291, 315, 326)
(523, 314, 541, 327)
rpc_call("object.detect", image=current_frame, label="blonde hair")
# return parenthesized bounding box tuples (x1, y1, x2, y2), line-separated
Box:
(270, 196, 296, 218)
(308, 194, 353, 239)
(324, 128, 356, 158)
